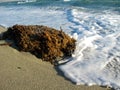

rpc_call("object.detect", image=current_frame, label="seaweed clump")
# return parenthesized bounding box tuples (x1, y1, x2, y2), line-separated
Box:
(3, 25, 76, 64)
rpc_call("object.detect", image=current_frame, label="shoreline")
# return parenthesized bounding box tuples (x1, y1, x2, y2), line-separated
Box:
(0, 26, 112, 90)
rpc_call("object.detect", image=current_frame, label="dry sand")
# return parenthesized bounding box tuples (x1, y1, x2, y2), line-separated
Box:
(0, 26, 111, 90)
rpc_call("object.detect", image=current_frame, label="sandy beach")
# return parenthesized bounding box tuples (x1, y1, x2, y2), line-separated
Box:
(0, 26, 111, 90)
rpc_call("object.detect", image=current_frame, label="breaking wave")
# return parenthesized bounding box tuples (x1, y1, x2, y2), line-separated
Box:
(59, 8, 120, 90)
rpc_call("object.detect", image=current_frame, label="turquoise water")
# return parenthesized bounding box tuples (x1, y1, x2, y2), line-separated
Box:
(0, 0, 120, 13)
(1, 0, 120, 7)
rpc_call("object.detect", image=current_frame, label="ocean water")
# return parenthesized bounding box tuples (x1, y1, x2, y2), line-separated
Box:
(0, 0, 120, 89)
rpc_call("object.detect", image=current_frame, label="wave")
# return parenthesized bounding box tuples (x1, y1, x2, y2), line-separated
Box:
(59, 8, 120, 90)
(17, 0, 120, 4)
(1, 0, 120, 8)
(17, 0, 36, 4)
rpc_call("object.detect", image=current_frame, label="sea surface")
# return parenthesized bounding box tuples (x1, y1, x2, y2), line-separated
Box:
(0, 0, 120, 89)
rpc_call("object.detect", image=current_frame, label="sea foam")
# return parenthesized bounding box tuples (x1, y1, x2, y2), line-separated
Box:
(59, 8, 120, 90)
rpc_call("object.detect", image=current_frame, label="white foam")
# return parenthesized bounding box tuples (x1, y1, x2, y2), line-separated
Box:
(17, 0, 36, 4)
(63, 0, 70, 2)
(0, 6, 71, 30)
(59, 9, 120, 90)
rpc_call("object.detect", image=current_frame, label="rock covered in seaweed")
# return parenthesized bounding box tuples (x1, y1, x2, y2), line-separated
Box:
(3, 25, 76, 64)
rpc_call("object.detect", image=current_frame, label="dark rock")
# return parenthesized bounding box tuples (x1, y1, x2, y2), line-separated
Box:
(3, 25, 76, 64)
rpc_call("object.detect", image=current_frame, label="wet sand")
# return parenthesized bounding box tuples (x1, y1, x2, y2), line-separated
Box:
(0, 26, 111, 90)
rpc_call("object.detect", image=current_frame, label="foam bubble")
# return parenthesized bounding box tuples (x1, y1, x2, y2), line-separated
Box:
(0, 6, 69, 30)
(60, 8, 120, 90)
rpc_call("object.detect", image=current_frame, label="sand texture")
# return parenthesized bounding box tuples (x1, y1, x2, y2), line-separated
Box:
(0, 26, 111, 90)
